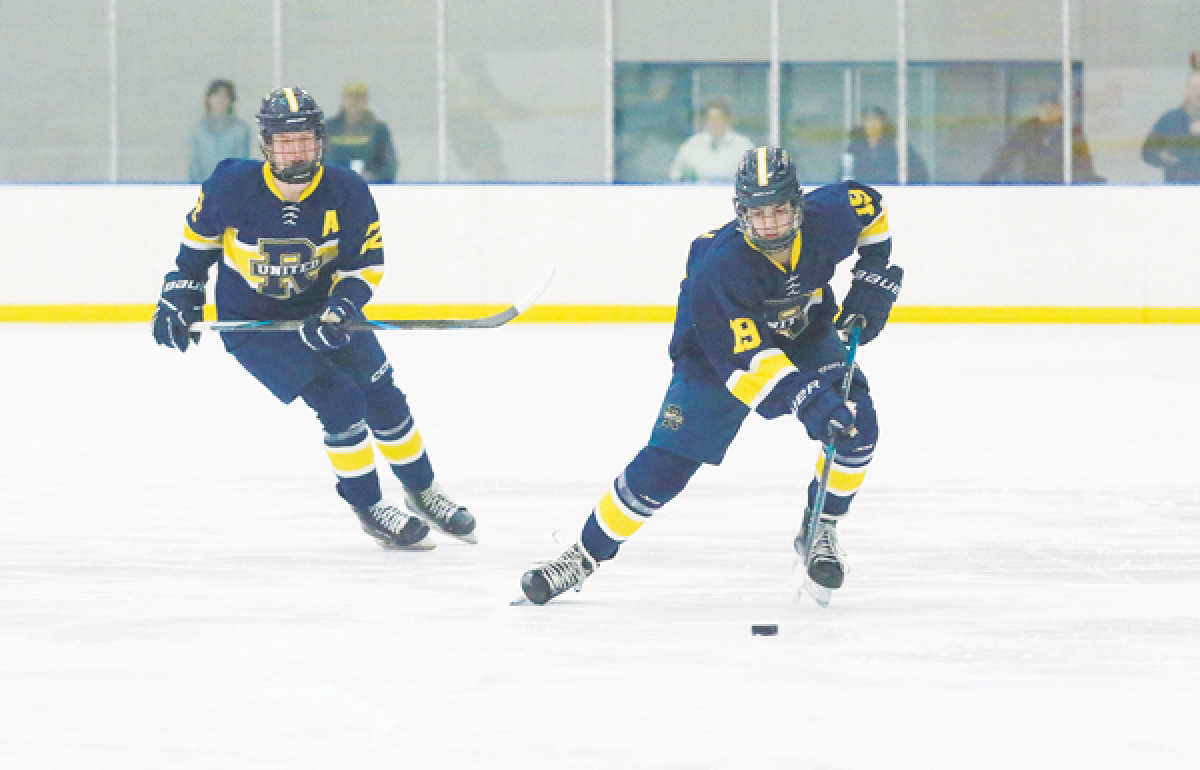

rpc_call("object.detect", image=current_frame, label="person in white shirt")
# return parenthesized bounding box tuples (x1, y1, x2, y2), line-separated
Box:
(668, 99, 756, 183)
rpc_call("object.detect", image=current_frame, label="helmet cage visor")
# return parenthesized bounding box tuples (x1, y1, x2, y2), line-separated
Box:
(256, 89, 326, 183)
(735, 199, 803, 252)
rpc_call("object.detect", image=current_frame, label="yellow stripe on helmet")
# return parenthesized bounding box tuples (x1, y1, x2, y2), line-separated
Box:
(757, 147, 768, 186)
(284, 87, 300, 112)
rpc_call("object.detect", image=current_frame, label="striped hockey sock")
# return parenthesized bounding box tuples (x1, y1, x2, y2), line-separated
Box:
(326, 419, 381, 508)
(372, 416, 435, 492)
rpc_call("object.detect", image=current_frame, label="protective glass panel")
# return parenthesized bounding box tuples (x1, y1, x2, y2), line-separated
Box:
(444, 0, 605, 181)
(118, 0, 273, 183)
(283, 0, 438, 182)
(907, 0, 1065, 184)
(779, 1, 898, 186)
(614, 63, 768, 184)
(0, 0, 112, 181)
(1075, 0, 1200, 185)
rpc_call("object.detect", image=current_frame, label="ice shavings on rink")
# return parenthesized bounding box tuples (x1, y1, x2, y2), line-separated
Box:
(1, 323, 1198, 769)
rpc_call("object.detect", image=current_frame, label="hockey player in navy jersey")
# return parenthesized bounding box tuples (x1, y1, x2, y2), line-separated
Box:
(519, 146, 903, 604)
(152, 87, 475, 549)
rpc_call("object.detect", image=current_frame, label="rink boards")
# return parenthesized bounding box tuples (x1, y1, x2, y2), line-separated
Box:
(1, 183, 1198, 322)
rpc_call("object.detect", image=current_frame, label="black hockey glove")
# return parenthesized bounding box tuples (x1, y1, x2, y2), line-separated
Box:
(790, 376, 855, 444)
(299, 297, 358, 352)
(152, 270, 205, 352)
(836, 262, 904, 345)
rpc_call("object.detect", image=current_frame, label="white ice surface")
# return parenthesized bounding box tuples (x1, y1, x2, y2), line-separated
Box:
(1, 323, 1198, 769)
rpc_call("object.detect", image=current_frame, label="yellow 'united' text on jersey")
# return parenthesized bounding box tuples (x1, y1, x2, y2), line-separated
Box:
(176, 158, 384, 320)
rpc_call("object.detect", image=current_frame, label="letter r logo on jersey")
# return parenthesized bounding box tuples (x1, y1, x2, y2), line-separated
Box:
(251, 238, 321, 299)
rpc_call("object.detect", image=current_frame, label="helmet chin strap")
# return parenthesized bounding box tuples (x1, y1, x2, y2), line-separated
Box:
(261, 142, 320, 184)
(273, 161, 318, 184)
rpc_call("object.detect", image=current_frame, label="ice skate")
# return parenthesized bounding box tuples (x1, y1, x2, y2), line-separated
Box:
(352, 499, 435, 550)
(516, 542, 597, 605)
(793, 511, 845, 607)
(404, 481, 477, 543)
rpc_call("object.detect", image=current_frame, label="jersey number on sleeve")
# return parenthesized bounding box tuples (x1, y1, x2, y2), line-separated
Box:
(848, 188, 875, 218)
(730, 318, 762, 354)
(189, 193, 205, 224)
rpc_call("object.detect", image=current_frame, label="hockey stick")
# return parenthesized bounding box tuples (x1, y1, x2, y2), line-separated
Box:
(798, 318, 864, 565)
(189, 267, 555, 333)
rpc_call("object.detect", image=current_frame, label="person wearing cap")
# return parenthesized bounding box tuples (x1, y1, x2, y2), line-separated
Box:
(325, 82, 398, 183)
(980, 92, 1104, 184)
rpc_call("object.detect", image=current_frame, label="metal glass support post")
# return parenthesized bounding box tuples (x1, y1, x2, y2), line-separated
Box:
(896, 0, 907, 184)
(604, 0, 614, 182)
(273, 0, 282, 87)
(437, 0, 447, 182)
(769, 0, 781, 148)
(107, 0, 118, 183)
(1062, 0, 1072, 185)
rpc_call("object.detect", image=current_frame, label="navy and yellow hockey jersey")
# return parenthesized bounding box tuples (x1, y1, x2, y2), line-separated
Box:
(668, 180, 892, 418)
(174, 158, 384, 321)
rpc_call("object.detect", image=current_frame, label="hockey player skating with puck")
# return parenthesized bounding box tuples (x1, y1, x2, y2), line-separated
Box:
(152, 87, 475, 549)
(518, 146, 902, 605)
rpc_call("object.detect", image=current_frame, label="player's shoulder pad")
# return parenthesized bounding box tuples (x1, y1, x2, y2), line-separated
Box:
(688, 219, 743, 260)
(317, 163, 375, 204)
(202, 158, 262, 196)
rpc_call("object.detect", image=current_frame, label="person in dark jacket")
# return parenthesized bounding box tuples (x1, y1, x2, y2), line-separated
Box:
(1142, 70, 1200, 183)
(980, 93, 1104, 184)
(325, 82, 398, 183)
(841, 106, 928, 184)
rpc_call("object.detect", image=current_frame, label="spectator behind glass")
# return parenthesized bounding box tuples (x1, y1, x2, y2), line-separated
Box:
(614, 65, 691, 182)
(668, 99, 755, 183)
(841, 106, 928, 184)
(325, 82, 398, 182)
(1141, 70, 1200, 184)
(980, 92, 1105, 184)
(188, 79, 254, 183)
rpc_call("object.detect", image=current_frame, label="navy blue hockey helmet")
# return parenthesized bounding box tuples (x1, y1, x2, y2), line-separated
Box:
(733, 146, 804, 252)
(256, 87, 326, 183)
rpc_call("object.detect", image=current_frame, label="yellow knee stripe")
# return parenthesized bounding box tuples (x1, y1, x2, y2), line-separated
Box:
(376, 427, 424, 465)
(814, 453, 869, 496)
(327, 441, 376, 477)
(596, 490, 646, 540)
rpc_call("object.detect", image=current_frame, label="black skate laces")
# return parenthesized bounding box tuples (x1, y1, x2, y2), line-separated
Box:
(538, 545, 594, 593)
(371, 503, 414, 533)
(417, 485, 461, 523)
(810, 521, 841, 561)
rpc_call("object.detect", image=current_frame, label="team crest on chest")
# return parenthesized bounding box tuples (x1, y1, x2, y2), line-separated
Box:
(249, 237, 329, 299)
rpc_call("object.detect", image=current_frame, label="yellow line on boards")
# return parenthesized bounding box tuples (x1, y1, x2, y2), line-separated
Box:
(1, 304, 1199, 324)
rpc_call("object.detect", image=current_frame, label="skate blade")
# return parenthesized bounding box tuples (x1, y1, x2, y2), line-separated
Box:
(423, 527, 477, 544)
(801, 578, 833, 608)
(509, 595, 534, 606)
(377, 536, 436, 551)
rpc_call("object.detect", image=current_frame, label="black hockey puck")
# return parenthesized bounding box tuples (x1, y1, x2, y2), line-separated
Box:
(751, 624, 779, 636)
